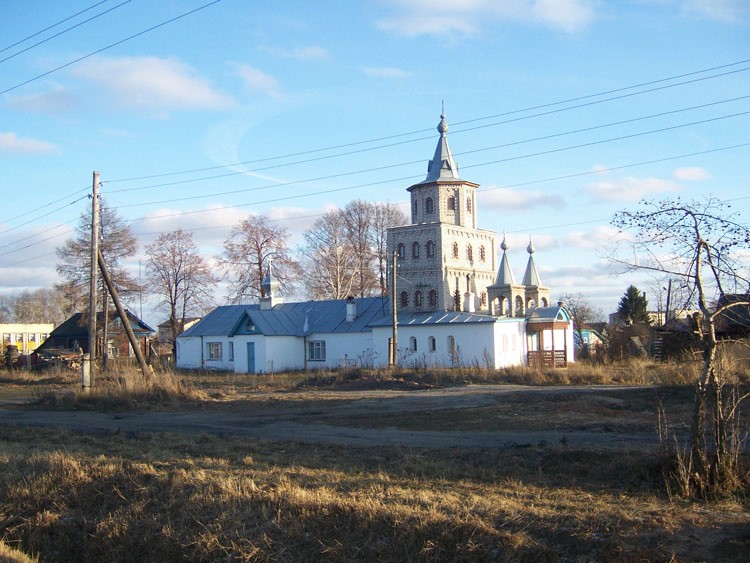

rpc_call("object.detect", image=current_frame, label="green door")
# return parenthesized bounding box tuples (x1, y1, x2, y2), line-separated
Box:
(247, 342, 256, 374)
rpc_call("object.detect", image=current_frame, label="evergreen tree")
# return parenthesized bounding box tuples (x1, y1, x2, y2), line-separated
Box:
(617, 285, 650, 325)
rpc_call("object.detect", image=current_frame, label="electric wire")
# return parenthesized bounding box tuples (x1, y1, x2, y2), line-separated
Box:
(0, 0, 134, 65)
(4, 58, 745, 234)
(0, 0, 110, 54)
(0, 0, 223, 96)
(0, 186, 91, 229)
(105, 60, 750, 185)
(107, 110, 750, 210)
(6, 141, 747, 264)
(103, 94, 750, 199)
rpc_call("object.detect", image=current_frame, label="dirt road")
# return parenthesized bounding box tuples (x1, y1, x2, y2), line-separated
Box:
(0, 384, 669, 449)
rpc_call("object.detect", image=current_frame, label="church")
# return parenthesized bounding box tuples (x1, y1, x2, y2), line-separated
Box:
(388, 112, 551, 317)
(176, 114, 574, 373)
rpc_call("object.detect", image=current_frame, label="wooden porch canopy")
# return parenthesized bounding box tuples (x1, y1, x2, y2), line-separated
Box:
(526, 306, 571, 368)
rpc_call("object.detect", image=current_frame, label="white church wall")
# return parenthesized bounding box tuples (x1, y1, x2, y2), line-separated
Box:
(491, 319, 528, 368)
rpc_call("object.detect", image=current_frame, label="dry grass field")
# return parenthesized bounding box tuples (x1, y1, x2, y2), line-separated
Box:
(0, 362, 748, 562)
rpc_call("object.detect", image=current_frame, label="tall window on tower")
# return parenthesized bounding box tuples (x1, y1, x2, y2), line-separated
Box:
(447, 196, 456, 210)
(426, 240, 435, 257)
(425, 197, 434, 214)
(412, 241, 420, 259)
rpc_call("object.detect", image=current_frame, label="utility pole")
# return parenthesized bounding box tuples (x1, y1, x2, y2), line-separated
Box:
(390, 250, 398, 366)
(85, 171, 100, 388)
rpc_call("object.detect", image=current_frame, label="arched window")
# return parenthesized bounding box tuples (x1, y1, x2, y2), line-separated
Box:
(428, 336, 436, 352)
(479, 245, 486, 262)
(452, 242, 459, 259)
(447, 196, 456, 210)
(429, 289, 437, 307)
(467, 244, 473, 261)
(409, 336, 418, 352)
(425, 197, 434, 214)
(466, 197, 472, 213)
(415, 290, 423, 307)
(400, 291, 409, 307)
(412, 241, 420, 258)
(426, 240, 435, 257)
(397, 243, 405, 259)
(481, 292, 487, 306)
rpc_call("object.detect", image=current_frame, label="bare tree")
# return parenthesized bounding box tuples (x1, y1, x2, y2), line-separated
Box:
(342, 200, 379, 297)
(558, 292, 603, 344)
(612, 196, 750, 497)
(301, 201, 407, 300)
(9, 288, 68, 325)
(56, 200, 140, 314)
(372, 201, 407, 295)
(302, 210, 359, 300)
(145, 229, 216, 354)
(220, 215, 300, 304)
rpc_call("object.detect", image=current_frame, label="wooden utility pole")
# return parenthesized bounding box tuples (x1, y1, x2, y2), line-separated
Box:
(390, 250, 398, 366)
(98, 250, 152, 378)
(85, 171, 100, 388)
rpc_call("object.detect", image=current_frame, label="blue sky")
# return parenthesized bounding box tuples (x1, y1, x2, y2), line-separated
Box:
(1, 0, 748, 324)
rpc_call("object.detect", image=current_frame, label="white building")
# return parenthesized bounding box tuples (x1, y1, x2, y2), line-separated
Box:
(176, 113, 574, 372)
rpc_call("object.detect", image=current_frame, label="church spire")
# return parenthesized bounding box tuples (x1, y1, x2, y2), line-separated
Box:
(495, 236, 517, 285)
(424, 111, 460, 182)
(522, 238, 543, 287)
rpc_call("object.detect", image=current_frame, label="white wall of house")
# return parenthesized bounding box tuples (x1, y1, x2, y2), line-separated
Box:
(231, 335, 304, 374)
(175, 336, 202, 369)
(492, 319, 528, 368)
(304, 331, 376, 370)
(370, 320, 527, 368)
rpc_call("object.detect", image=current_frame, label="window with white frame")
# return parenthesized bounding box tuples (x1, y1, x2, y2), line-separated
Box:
(207, 342, 222, 361)
(428, 336, 436, 352)
(229, 342, 234, 361)
(307, 340, 326, 361)
(409, 336, 417, 352)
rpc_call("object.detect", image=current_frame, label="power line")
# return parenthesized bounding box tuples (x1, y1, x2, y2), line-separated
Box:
(0, 0, 110, 54)
(121, 141, 749, 227)
(0, 186, 90, 229)
(107, 110, 750, 210)
(103, 59, 750, 185)
(5, 59, 745, 238)
(104, 96, 749, 198)
(0, 0, 134, 65)
(0, 0, 223, 96)
(3, 141, 747, 278)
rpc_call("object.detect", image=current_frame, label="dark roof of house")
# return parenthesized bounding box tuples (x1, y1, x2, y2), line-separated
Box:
(180, 297, 392, 338)
(41, 310, 155, 342)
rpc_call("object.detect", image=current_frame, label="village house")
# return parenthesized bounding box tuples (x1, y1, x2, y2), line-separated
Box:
(36, 310, 155, 360)
(176, 113, 574, 372)
(0, 323, 54, 356)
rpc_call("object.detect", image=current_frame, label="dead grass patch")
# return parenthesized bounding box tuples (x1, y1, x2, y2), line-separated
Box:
(0, 427, 748, 562)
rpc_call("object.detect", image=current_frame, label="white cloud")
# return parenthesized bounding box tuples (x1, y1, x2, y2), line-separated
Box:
(682, 0, 749, 22)
(478, 186, 566, 211)
(0, 132, 55, 154)
(262, 45, 330, 60)
(672, 166, 711, 181)
(231, 63, 283, 99)
(375, 0, 597, 37)
(562, 225, 623, 250)
(583, 176, 682, 202)
(73, 56, 234, 112)
(360, 66, 413, 78)
(5, 83, 77, 115)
